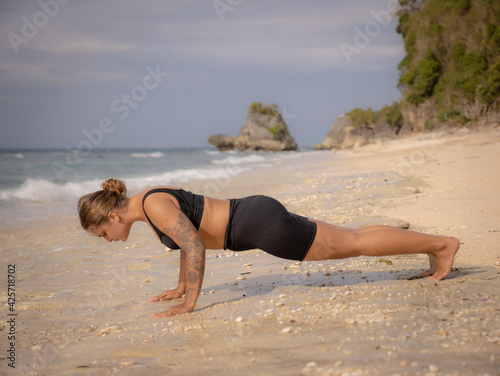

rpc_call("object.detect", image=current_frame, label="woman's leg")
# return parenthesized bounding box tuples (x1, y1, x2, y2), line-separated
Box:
(351, 225, 440, 277)
(303, 220, 460, 281)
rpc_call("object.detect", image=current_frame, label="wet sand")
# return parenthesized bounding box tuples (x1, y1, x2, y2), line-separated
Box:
(1, 127, 500, 376)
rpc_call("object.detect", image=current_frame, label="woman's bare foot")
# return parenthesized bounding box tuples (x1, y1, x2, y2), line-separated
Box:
(422, 254, 437, 277)
(424, 237, 460, 281)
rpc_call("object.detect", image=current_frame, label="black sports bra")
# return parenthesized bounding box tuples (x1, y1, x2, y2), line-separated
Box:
(142, 188, 205, 249)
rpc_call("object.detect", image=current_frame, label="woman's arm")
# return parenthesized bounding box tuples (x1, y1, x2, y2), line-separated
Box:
(144, 195, 206, 318)
(154, 210, 205, 317)
(177, 249, 187, 293)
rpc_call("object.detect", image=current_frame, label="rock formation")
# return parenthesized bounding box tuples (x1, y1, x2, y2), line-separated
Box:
(208, 103, 298, 152)
(315, 114, 397, 150)
(400, 98, 436, 133)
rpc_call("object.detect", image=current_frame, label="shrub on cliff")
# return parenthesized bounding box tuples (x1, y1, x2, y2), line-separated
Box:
(249, 102, 280, 117)
(397, 0, 500, 121)
(346, 102, 403, 129)
(399, 50, 441, 105)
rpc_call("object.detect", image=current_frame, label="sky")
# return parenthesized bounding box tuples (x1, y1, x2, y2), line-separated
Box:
(0, 0, 405, 149)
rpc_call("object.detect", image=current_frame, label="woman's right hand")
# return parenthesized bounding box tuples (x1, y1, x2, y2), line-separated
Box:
(148, 289, 183, 302)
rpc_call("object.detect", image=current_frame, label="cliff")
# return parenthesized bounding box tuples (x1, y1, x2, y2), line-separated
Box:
(318, 0, 500, 150)
(397, 0, 500, 125)
(208, 103, 298, 152)
(316, 103, 402, 150)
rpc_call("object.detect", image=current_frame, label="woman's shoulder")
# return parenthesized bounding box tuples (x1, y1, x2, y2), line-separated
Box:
(137, 186, 180, 205)
(140, 185, 180, 196)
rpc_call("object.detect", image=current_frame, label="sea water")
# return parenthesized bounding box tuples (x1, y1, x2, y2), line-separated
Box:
(0, 147, 314, 231)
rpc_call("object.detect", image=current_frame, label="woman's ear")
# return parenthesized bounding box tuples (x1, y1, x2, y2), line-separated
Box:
(108, 212, 120, 222)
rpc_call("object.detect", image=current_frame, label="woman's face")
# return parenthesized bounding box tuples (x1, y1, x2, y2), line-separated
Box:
(89, 212, 130, 242)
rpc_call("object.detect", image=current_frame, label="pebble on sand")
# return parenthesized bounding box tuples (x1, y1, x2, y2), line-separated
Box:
(97, 325, 122, 336)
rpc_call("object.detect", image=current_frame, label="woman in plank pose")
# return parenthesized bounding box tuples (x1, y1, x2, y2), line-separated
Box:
(78, 178, 459, 318)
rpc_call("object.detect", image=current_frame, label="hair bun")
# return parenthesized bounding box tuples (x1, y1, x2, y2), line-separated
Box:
(101, 178, 127, 197)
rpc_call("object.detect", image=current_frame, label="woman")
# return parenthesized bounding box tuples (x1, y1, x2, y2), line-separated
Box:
(78, 178, 459, 318)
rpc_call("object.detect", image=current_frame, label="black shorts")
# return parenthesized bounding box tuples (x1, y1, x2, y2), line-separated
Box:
(223, 195, 317, 261)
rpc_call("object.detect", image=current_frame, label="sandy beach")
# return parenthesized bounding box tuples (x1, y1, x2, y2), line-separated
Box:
(2, 127, 500, 376)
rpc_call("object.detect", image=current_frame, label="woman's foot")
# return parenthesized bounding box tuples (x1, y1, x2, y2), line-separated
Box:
(422, 237, 460, 281)
(421, 253, 437, 277)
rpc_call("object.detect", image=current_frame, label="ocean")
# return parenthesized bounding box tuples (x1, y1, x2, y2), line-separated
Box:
(0, 147, 316, 231)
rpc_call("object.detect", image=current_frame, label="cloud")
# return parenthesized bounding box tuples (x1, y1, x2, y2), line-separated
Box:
(0, 0, 406, 149)
(0, 0, 404, 88)
(33, 34, 134, 54)
(143, 1, 403, 70)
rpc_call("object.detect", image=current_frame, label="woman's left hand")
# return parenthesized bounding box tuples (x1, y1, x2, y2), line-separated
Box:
(151, 302, 194, 318)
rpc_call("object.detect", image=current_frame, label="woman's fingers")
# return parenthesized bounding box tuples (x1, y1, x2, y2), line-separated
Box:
(149, 289, 182, 302)
(151, 302, 193, 318)
(149, 294, 166, 302)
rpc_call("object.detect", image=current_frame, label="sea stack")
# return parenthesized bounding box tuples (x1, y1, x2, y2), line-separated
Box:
(208, 102, 298, 152)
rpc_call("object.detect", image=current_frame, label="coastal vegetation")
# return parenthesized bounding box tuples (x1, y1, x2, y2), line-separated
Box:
(266, 123, 290, 139)
(250, 102, 290, 139)
(346, 102, 403, 129)
(249, 102, 280, 117)
(398, 0, 500, 123)
(348, 0, 500, 129)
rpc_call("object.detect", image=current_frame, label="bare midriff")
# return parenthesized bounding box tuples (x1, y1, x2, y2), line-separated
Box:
(198, 197, 230, 249)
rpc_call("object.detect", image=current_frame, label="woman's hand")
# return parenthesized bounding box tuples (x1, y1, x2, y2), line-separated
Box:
(151, 302, 194, 318)
(148, 289, 183, 302)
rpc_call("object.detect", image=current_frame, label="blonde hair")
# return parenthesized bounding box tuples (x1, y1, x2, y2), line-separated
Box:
(78, 178, 128, 230)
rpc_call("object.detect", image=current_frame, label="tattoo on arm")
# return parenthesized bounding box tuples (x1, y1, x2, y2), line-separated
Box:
(162, 211, 205, 309)
(178, 249, 187, 293)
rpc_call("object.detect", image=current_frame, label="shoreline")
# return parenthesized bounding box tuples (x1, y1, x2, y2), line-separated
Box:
(1, 127, 500, 375)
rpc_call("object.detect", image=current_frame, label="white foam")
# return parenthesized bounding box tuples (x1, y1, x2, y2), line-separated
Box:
(204, 150, 220, 156)
(0, 165, 248, 203)
(129, 152, 165, 158)
(125, 166, 247, 192)
(5, 153, 24, 159)
(211, 154, 267, 165)
(0, 178, 101, 202)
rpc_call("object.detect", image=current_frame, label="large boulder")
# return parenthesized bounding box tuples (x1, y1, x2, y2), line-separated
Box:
(207, 135, 235, 151)
(208, 103, 298, 152)
(340, 124, 375, 149)
(316, 114, 351, 149)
